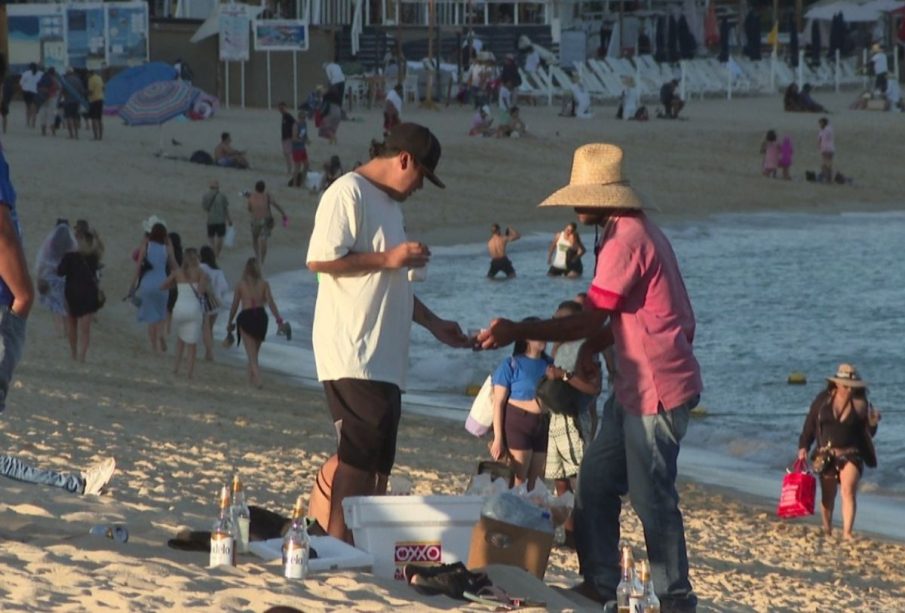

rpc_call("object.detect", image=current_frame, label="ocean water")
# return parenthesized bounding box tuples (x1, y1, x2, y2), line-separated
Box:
(264, 211, 905, 500)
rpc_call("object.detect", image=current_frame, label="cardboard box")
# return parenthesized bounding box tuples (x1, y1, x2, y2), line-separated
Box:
(467, 516, 554, 579)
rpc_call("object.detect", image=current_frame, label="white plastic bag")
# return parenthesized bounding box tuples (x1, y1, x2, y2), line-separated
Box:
(465, 375, 493, 437)
(223, 224, 236, 248)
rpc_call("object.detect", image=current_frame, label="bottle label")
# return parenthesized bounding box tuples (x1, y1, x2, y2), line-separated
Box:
(237, 517, 250, 553)
(210, 534, 235, 567)
(284, 543, 305, 579)
(629, 596, 644, 613)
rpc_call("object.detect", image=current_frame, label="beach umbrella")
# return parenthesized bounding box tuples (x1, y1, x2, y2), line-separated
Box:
(705, 3, 720, 48)
(719, 17, 731, 62)
(668, 15, 679, 63)
(811, 19, 822, 65)
(104, 62, 178, 115)
(789, 14, 799, 66)
(119, 80, 199, 126)
(745, 11, 762, 60)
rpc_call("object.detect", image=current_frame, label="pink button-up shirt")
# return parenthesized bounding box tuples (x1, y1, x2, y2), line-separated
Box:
(586, 214, 703, 415)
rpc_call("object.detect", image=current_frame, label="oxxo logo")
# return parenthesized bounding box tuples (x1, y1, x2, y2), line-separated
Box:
(393, 541, 442, 580)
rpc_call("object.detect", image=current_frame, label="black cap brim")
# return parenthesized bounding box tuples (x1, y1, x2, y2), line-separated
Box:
(422, 167, 445, 189)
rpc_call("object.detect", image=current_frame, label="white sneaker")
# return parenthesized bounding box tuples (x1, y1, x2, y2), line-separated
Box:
(82, 457, 116, 496)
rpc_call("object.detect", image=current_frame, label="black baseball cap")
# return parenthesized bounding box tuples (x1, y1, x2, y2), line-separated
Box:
(385, 123, 445, 188)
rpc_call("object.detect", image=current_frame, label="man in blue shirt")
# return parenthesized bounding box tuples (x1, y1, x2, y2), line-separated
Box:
(0, 54, 115, 496)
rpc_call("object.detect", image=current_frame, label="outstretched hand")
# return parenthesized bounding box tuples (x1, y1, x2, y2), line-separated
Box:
(476, 318, 516, 350)
(431, 319, 471, 348)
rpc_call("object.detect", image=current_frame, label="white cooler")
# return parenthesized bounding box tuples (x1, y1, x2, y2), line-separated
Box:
(342, 495, 484, 580)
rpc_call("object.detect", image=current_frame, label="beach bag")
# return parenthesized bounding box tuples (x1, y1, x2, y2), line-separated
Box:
(536, 378, 583, 417)
(190, 149, 213, 165)
(776, 459, 816, 519)
(466, 375, 494, 437)
(223, 224, 236, 248)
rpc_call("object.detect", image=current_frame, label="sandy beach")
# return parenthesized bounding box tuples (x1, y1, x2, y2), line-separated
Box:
(2, 90, 905, 611)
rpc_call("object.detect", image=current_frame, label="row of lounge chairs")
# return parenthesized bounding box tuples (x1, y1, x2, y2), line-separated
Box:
(514, 55, 863, 105)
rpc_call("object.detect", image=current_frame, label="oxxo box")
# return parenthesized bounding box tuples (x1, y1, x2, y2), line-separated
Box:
(342, 495, 484, 580)
(467, 516, 554, 579)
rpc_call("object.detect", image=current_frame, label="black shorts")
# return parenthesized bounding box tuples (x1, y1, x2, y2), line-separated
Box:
(63, 101, 80, 120)
(207, 223, 226, 238)
(23, 92, 36, 107)
(88, 100, 103, 119)
(324, 379, 402, 475)
(504, 406, 549, 452)
(875, 73, 888, 93)
(548, 259, 583, 277)
(487, 256, 515, 278)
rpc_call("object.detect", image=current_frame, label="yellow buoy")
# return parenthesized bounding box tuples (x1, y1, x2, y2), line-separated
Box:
(690, 405, 708, 417)
(787, 372, 807, 385)
(465, 385, 482, 397)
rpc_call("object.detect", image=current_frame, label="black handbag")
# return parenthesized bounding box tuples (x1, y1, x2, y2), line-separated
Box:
(536, 378, 584, 417)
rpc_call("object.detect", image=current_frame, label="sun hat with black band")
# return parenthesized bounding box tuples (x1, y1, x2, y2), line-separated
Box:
(384, 123, 445, 188)
(538, 143, 643, 209)
(827, 363, 867, 389)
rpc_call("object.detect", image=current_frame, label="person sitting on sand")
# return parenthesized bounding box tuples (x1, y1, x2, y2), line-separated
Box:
(495, 106, 526, 138)
(799, 84, 827, 113)
(797, 364, 880, 539)
(783, 83, 803, 111)
(659, 79, 684, 119)
(318, 155, 344, 193)
(213, 132, 249, 169)
(617, 76, 647, 121)
(486, 223, 521, 279)
(760, 130, 780, 178)
(469, 105, 494, 136)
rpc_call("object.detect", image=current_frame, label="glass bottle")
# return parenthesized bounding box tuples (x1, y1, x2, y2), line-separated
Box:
(639, 560, 661, 613)
(210, 485, 236, 567)
(282, 495, 310, 579)
(616, 544, 635, 613)
(230, 474, 251, 554)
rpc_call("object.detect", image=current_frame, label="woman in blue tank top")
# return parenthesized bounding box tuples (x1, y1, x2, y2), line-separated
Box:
(490, 318, 553, 490)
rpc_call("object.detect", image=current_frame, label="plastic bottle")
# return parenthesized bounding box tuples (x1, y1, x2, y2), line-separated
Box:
(89, 524, 129, 543)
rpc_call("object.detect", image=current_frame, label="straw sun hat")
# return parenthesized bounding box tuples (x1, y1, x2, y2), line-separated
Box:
(827, 363, 867, 388)
(539, 144, 644, 209)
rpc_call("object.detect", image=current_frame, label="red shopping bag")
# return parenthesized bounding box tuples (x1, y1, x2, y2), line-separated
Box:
(776, 459, 816, 518)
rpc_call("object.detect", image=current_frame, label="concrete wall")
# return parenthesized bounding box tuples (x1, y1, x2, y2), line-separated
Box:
(149, 19, 336, 109)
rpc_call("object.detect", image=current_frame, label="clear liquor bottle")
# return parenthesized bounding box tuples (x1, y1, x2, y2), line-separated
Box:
(282, 495, 310, 579)
(230, 474, 251, 554)
(639, 560, 661, 613)
(210, 485, 236, 567)
(616, 544, 635, 613)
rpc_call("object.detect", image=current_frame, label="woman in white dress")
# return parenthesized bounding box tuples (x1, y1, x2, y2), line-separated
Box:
(161, 248, 210, 379)
(199, 246, 230, 362)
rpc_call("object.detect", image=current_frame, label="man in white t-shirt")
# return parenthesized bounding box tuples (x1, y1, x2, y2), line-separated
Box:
(306, 123, 469, 543)
(323, 61, 346, 107)
(18, 63, 43, 129)
(870, 43, 888, 94)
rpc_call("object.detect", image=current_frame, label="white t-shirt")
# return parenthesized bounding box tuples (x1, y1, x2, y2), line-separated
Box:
(871, 52, 888, 76)
(19, 70, 43, 93)
(525, 51, 541, 73)
(324, 62, 345, 85)
(306, 173, 414, 389)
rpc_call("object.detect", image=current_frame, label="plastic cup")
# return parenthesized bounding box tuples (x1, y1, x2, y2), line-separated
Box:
(407, 266, 427, 282)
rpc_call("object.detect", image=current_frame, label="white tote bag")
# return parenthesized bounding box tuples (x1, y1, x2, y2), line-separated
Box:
(223, 224, 236, 248)
(465, 375, 494, 437)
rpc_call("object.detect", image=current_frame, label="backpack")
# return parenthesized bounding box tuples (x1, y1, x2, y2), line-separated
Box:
(190, 149, 213, 165)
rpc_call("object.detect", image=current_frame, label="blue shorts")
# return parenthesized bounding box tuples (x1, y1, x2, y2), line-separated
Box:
(0, 306, 26, 413)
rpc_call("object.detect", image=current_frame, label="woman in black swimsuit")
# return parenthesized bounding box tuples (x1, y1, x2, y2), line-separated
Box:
(226, 257, 284, 388)
(797, 364, 881, 539)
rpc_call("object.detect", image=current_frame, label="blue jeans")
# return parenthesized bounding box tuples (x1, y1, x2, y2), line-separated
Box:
(574, 393, 699, 608)
(0, 306, 84, 494)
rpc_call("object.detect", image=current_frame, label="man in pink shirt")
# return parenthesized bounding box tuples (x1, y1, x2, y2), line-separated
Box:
(480, 144, 702, 612)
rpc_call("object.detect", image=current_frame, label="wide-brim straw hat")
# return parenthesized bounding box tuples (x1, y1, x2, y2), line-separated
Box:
(827, 363, 867, 388)
(539, 144, 644, 209)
